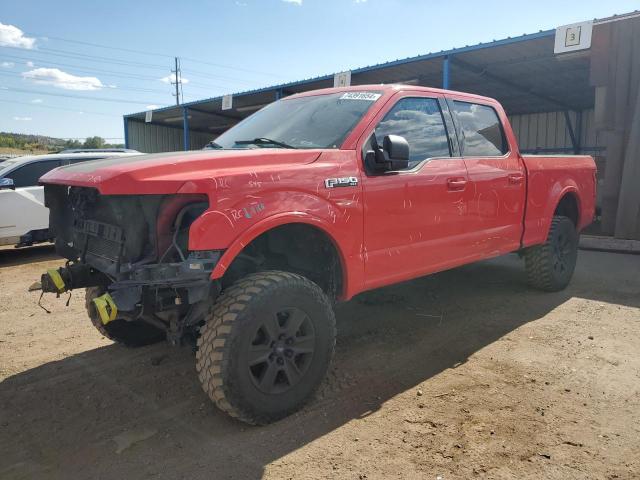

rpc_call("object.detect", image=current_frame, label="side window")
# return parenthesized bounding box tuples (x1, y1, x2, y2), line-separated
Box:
(375, 97, 451, 168)
(451, 101, 508, 156)
(5, 160, 61, 188)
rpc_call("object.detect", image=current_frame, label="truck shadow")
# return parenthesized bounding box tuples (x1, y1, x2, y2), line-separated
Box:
(0, 244, 57, 268)
(0, 251, 638, 479)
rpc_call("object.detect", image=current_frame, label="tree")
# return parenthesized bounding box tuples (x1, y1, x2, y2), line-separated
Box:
(83, 136, 105, 149)
(64, 139, 82, 149)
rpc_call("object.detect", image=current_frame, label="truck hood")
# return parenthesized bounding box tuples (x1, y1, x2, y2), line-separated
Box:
(40, 149, 323, 195)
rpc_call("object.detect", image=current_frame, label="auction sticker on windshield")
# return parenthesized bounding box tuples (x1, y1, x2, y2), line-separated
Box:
(340, 92, 381, 101)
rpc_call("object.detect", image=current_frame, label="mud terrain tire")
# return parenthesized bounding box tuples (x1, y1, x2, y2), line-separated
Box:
(196, 271, 336, 425)
(525, 215, 579, 292)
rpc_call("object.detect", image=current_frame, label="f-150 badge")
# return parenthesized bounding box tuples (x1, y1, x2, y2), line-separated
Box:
(325, 177, 358, 188)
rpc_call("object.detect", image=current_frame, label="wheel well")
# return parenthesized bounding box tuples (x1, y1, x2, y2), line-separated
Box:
(222, 223, 344, 300)
(554, 193, 579, 227)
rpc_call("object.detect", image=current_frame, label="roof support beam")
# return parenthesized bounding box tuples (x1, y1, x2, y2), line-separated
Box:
(123, 117, 129, 149)
(187, 106, 243, 121)
(442, 55, 451, 89)
(450, 57, 579, 111)
(183, 107, 190, 151)
(563, 110, 581, 154)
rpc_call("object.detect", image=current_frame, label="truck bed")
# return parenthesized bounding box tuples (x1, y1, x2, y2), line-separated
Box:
(521, 154, 597, 248)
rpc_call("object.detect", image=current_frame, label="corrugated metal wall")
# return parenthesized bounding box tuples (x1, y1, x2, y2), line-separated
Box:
(509, 108, 606, 214)
(508, 109, 602, 153)
(127, 120, 211, 153)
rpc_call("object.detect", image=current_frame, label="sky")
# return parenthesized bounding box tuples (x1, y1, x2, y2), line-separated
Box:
(0, 0, 638, 142)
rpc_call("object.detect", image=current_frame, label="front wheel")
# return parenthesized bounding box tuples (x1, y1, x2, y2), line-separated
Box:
(196, 271, 336, 425)
(85, 287, 166, 347)
(524, 215, 579, 292)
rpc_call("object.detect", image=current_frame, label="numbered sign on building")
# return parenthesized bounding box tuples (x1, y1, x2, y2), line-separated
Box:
(145, 110, 153, 123)
(334, 71, 351, 88)
(554, 21, 593, 54)
(222, 94, 233, 110)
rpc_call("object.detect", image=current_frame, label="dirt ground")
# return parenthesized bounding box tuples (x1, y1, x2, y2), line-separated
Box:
(0, 246, 638, 480)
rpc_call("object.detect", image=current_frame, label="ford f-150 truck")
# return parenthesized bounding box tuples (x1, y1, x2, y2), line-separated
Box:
(34, 85, 596, 424)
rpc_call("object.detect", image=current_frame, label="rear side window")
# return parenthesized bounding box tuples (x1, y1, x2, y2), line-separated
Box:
(452, 101, 507, 156)
(5, 160, 61, 188)
(375, 97, 450, 168)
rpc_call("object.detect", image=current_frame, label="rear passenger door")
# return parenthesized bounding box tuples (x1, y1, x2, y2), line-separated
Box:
(448, 98, 526, 255)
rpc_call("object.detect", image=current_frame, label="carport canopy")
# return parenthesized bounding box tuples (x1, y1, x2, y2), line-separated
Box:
(125, 27, 595, 150)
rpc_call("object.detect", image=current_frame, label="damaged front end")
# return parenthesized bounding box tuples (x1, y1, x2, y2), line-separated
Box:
(35, 185, 220, 345)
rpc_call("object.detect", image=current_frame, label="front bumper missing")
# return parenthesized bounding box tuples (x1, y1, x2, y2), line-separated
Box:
(35, 250, 222, 317)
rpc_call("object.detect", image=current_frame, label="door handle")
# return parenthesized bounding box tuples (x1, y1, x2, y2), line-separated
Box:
(508, 173, 525, 185)
(447, 178, 467, 191)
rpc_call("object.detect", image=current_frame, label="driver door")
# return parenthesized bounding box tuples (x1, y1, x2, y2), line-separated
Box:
(360, 93, 473, 290)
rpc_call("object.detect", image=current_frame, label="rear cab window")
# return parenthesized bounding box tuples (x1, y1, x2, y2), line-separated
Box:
(451, 101, 508, 156)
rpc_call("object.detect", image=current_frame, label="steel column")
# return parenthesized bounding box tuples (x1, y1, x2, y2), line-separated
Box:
(123, 117, 129, 149)
(183, 107, 190, 151)
(442, 56, 450, 89)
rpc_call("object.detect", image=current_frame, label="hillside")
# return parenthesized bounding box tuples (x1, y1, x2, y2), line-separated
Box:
(0, 132, 124, 155)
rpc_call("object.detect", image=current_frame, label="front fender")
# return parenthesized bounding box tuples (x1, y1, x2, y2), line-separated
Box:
(187, 189, 364, 300)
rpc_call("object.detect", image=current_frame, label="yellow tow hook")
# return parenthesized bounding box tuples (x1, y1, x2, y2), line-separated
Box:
(46, 268, 67, 293)
(92, 293, 118, 325)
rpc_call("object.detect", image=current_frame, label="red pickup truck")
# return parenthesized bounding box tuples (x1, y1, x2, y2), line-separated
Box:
(36, 85, 596, 424)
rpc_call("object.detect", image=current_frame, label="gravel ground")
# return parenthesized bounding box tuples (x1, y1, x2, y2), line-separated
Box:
(0, 246, 638, 480)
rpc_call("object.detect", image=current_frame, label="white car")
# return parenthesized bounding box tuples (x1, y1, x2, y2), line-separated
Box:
(0, 150, 140, 247)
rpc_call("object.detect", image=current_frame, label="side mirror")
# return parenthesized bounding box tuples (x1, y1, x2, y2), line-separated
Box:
(383, 135, 409, 170)
(365, 134, 410, 172)
(0, 178, 15, 190)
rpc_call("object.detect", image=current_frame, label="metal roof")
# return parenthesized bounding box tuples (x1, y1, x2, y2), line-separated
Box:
(125, 11, 639, 136)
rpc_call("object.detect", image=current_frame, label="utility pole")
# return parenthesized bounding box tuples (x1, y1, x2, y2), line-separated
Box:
(171, 57, 182, 105)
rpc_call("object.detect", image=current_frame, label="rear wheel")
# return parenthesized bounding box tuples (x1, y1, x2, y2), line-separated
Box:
(85, 287, 165, 347)
(196, 271, 336, 425)
(524, 215, 579, 292)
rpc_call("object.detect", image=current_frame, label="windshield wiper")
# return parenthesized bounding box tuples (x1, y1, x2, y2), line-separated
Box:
(234, 137, 296, 149)
(204, 141, 223, 149)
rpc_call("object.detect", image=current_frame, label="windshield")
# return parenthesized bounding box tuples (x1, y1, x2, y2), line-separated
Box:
(212, 91, 382, 150)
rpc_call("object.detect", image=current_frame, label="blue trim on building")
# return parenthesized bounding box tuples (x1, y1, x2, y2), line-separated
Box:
(183, 107, 190, 151)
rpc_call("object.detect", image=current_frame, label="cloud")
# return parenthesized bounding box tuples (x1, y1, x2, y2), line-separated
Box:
(22, 68, 105, 90)
(159, 73, 189, 84)
(235, 1, 247, 5)
(26, 61, 34, 67)
(146, 104, 161, 110)
(1, 61, 14, 68)
(0, 22, 36, 49)
(13, 116, 32, 121)
(354, 0, 367, 2)
(31, 98, 43, 103)
(282, 0, 302, 4)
